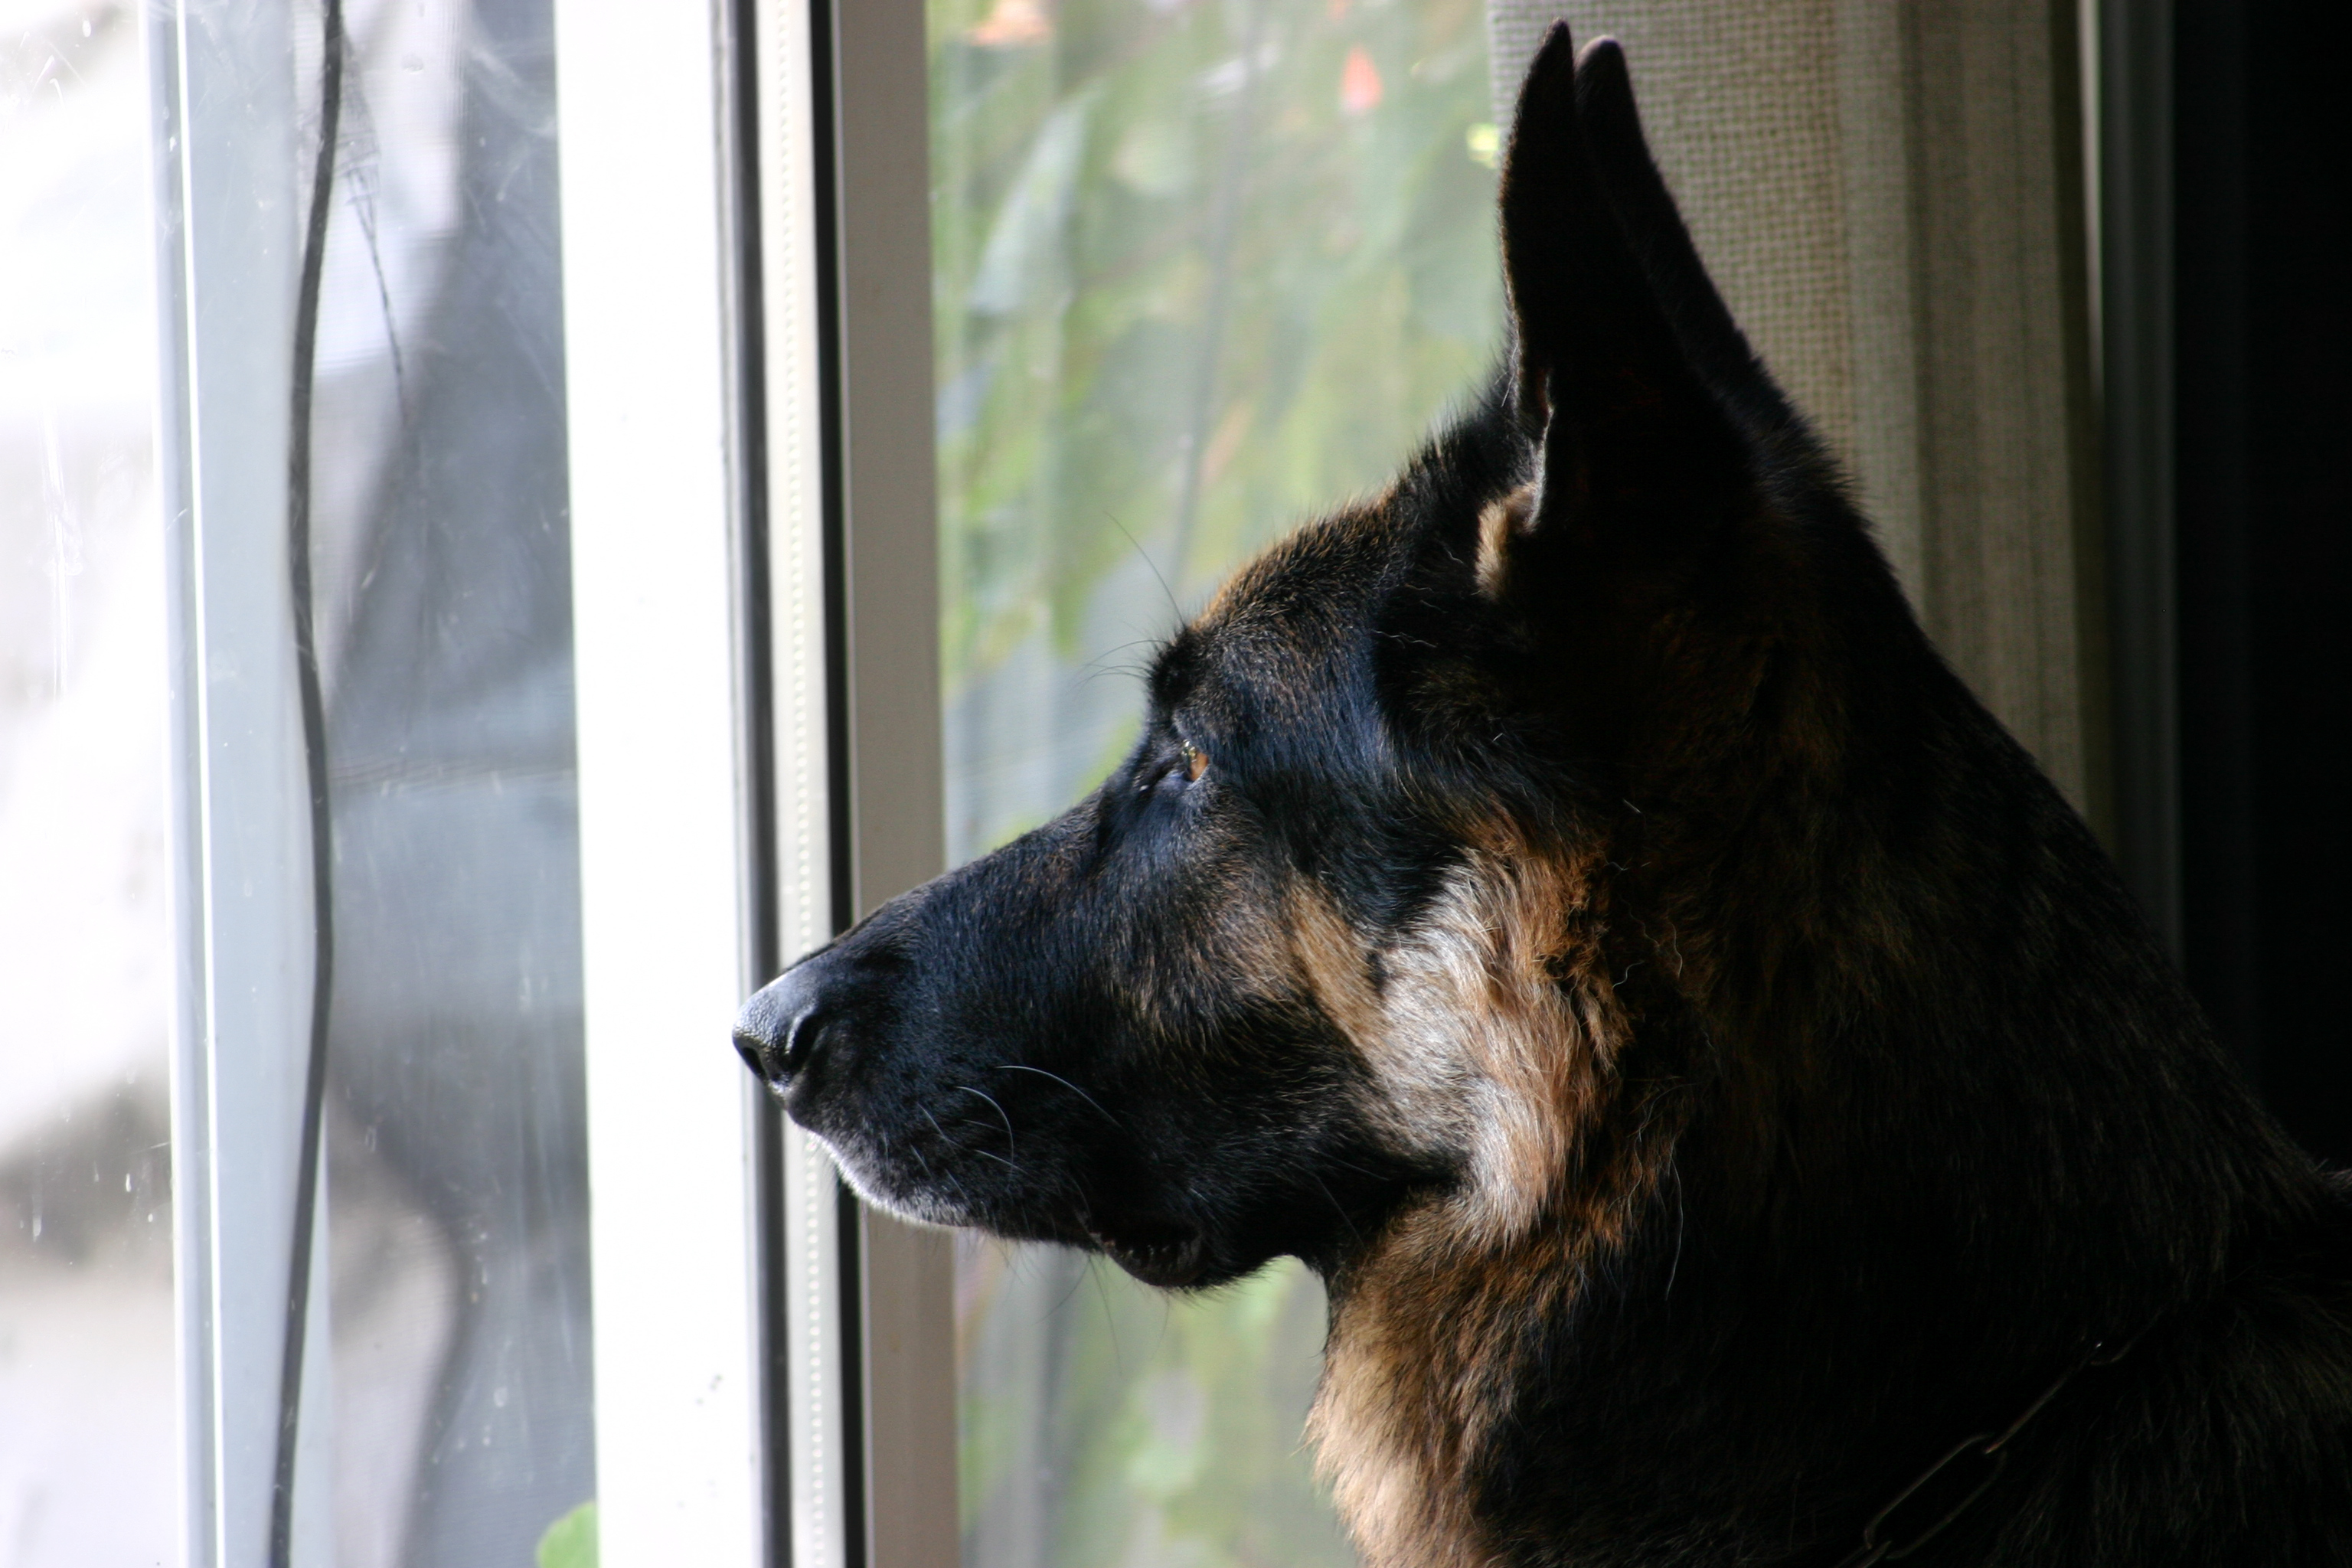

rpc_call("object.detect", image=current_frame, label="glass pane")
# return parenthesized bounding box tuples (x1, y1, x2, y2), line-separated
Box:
(927, 2, 1501, 1563)
(309, 2, 593, 1562)
(0, 7, 177, 1563)
(158, 0, 594, 1560)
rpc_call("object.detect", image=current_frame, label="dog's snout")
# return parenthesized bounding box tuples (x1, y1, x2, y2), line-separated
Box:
(734, 966, 835, 1091)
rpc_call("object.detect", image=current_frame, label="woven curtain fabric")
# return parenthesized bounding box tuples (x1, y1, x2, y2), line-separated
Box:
(1486, 2, 2102, 818)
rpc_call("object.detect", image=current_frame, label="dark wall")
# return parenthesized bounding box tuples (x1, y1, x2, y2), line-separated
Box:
(2174, 0, 2352, 1163)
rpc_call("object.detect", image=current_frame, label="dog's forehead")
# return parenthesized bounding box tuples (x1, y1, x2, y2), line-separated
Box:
(1169, 501, 1409, 724)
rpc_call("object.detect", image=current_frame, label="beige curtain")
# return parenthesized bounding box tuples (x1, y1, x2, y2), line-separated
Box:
(1488, 2, 2106, 826)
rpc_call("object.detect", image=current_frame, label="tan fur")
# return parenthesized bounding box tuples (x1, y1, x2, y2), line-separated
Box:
(1282, 823, 1674, 1568)
(1475, 485, 1537, 600)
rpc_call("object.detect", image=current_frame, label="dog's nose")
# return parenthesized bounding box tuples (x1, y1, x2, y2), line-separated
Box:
(733, 965, 833, 1090)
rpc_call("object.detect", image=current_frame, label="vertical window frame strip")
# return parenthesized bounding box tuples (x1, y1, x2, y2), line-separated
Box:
(838, 0, 960, 1540)
(556, 0, 768, 1560)
(780, 2, 959, 1563)
(723, 0, 801, 1554)
(746, 1, 857, 1565)
(148, 4, 211, 1557)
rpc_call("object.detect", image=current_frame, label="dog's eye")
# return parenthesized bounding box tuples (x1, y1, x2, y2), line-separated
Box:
(1142, 740, 1209, 795)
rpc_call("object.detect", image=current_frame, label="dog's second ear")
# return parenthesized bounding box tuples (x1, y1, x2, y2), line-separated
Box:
(1494, 24, 1754, 590)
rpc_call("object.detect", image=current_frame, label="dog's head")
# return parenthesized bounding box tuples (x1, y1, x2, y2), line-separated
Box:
(737, 27, 1929, 1290)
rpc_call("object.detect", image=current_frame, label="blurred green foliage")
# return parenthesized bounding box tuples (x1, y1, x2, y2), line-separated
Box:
(534, 1501, 596, 1568)
(957, 1240, 1354, 1567)
(929, 0, 1501, 1563)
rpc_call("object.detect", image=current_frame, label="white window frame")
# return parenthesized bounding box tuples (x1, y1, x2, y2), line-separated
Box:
(554, 0, 769, 1560)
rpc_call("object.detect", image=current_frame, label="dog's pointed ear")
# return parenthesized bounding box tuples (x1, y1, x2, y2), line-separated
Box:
(1569, 37, 1805, 446)
(1496, 26, 1751, 580)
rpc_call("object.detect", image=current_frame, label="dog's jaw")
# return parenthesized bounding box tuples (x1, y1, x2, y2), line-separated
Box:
(801, 1122, 975, 1231)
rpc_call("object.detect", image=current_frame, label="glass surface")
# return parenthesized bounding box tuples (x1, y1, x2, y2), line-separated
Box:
(305, 2, 593, 1563)
(928, 1, 1501, 1563)
(148, 0, 593, 1561)
(0, 6, 178, 1563)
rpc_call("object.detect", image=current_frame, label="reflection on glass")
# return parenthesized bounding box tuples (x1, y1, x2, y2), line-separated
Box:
(0, 6, 177, 1563)
(12, 2, 590, 1557)
(928, 1, 1500, 1563)
(305, 1, 593, 1563)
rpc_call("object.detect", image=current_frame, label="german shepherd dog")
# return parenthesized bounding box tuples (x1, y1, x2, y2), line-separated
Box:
(738, 24, 2352, 1566)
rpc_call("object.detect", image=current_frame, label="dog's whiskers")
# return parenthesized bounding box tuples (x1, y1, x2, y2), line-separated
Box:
(991, 1063, 1125, 1129)
(956, 1085, 1019, 1164)
(927, 1103, 1018, 1174)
